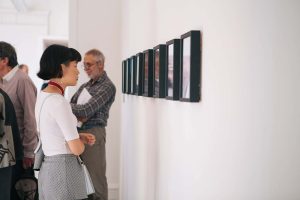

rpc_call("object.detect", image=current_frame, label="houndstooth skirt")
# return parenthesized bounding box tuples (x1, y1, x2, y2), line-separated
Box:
(38, 154, 87, 200)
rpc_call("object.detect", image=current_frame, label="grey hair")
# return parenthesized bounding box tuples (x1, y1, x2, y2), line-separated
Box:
(85, 49, 105, 65)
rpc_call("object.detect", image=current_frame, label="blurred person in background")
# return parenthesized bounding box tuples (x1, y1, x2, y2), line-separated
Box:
(0, 41, 37, 200)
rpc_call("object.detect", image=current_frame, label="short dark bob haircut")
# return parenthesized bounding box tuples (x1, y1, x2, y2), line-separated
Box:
(37, 44, 81, 80)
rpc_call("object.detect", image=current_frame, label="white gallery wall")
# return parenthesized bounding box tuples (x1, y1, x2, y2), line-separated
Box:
(120, 0, 300, 200)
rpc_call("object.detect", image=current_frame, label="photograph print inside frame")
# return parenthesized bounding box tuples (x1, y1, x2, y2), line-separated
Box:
(130, 56, 136, 94)
(167, 44, 174, 97)
(122, 60, 126, 93)
(166, 39, 181, 100)
(143, 49, 154, 97)
(136, 55, 139, 93)
(180, 30, 201, 102)
(154, 48, 160, 96)
(126, 58, 131, 94)
(135, 53, 143, 95)
(181, 36, 191, 99)
(144, 51, 149, 95)
(153, 44, 167, 98)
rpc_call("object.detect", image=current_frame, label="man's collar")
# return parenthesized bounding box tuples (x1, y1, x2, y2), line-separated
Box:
(3, 66, 19, 82)
(89, 71, 107, 84)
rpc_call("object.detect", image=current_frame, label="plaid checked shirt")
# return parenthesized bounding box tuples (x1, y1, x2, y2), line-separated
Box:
(70, 71, 116, 129)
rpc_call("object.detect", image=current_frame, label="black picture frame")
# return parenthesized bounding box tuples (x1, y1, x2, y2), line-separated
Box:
(166, 39, 181, 100)
(143, 49, 154, 97)
(153, 44, 167, 98)
(135, 52, 144, 96)
(122, 60, 126, 94)
(180, 30, 201, 102)
(126, 58, 132, 94)
(130, 56, 136, 94)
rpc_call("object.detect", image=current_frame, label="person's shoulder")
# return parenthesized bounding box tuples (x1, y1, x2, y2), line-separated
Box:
(105, 76, 116, 91)
(15, 69, 28, 80)
(49, 94, 66, 103)
(40, 95, 69, 117)
(15, 69, 36, 86)
(103, 74, 115, 87)
(42, 93, 69, 110)
(98, 78, 115, 92)
(39, 92, 65, 104)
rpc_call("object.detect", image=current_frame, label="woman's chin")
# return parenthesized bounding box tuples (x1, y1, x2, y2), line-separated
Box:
(68, 81, 77, 86)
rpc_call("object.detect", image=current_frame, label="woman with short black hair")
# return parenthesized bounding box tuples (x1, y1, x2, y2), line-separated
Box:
(35, 44, 96, 199)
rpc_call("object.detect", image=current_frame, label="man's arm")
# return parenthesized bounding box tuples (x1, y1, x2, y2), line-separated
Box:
(18, 77, 38, 166)
(70, 84, 85, 104)
(71, 84, 115, 118)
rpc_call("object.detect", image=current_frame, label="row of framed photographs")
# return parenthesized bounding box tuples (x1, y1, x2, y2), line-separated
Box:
(122, 30, 201, 102)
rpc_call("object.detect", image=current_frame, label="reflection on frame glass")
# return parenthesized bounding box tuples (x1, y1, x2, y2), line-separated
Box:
(167, 44, 174, 97)
(180, 30, 201, 102)
(153, 44, 167, 98)
(130, 56, 136, 94)
(182, 37, 191, 99)
(122, 60, 126, 94)
(126, 58, 131, 94)
(166, 39, 181, 100)
(143, 49, 154, 97)
(135, 53, 143, 95)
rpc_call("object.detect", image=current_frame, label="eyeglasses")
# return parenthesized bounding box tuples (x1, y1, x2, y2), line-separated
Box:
(82, 62, 98, 69)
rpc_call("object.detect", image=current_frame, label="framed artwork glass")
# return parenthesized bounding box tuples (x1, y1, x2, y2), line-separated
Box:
(135, 52, 144, 95)
(143, 49, 154, 97)
(130, 56, 136, 94)
(166, 39, 181, 100)
(153, 44, 167, 98)
(180, 30, 201, 102)
(122, 60, 126, 93)
(126, 58, 131, 94)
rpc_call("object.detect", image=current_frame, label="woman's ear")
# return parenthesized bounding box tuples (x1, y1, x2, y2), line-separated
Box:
(59, 64, 67, 85)
(61, 63, 67, 75)
(0, 57, 9, 65)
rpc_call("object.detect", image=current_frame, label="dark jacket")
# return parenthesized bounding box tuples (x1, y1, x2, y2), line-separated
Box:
(0, 89, 23, 161)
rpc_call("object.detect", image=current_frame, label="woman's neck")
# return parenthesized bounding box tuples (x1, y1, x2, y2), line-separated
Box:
(46, 79, 65, 95)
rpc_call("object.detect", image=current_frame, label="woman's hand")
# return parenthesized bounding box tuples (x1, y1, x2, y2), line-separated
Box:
(77, 117, 88, 123)
(79, 133, 96, 146)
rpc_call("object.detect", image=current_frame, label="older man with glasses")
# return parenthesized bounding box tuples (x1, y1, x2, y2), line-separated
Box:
(70, 49, 116, 200)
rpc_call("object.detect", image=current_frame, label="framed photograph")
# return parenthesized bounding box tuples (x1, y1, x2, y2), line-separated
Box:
(126, 58, 131, 94)
(122, 60, 126, 93)
(180, 30, 201, 102)
(130, 56, 137, 94)
(143, 49, 154, 97)
(135, 52, 144, 95)
(166, 39, 181, 100)
(153, 44, 167, 98)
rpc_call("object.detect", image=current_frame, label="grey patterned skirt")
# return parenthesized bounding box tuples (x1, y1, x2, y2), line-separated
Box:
(38, 154, 87, 200)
